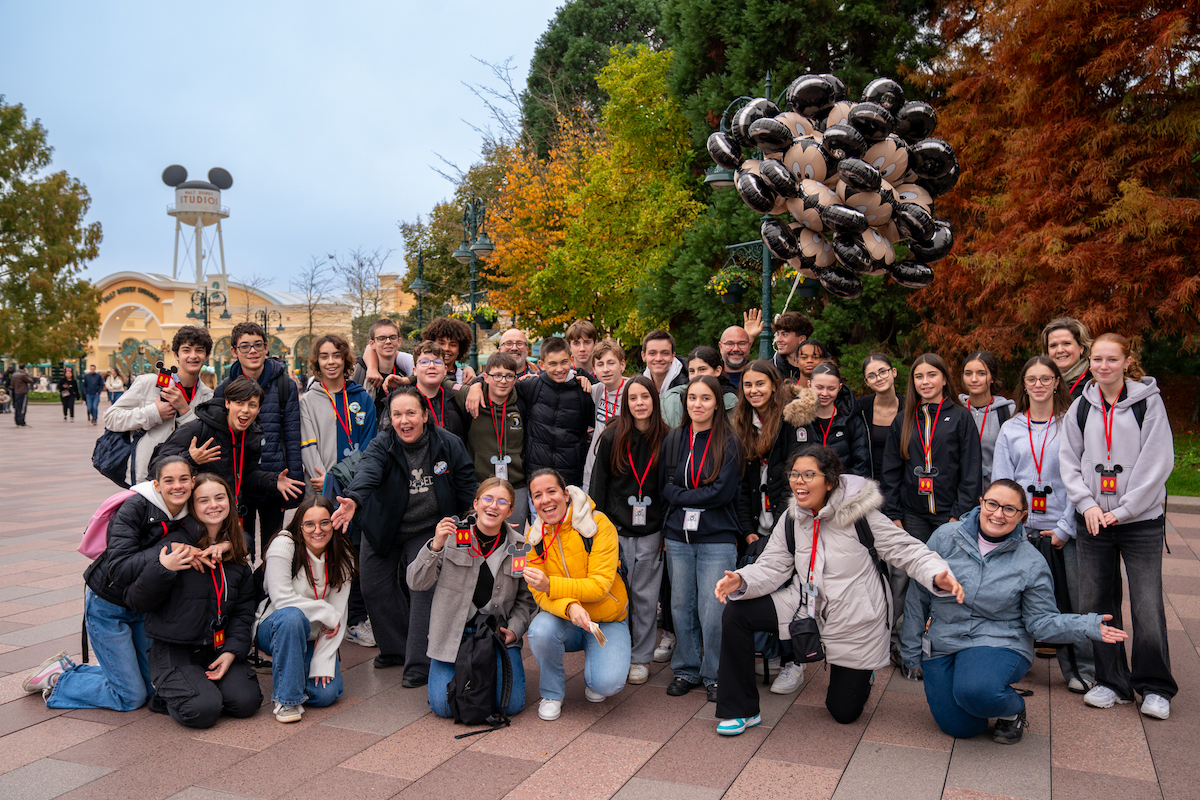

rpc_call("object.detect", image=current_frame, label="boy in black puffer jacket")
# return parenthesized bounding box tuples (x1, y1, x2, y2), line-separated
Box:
(514, 337, 595, 487)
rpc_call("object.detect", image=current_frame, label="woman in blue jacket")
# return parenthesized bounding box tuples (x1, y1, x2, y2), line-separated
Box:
(901, 479, 1127, 745)
(660, 375, 743, 703)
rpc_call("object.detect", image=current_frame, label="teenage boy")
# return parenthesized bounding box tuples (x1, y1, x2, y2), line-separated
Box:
(413, 341, 466, 439)
(355, 318, 416, 422)
(105, 326, 215, 484)
(583, 338, 628, 490)
(498, 328, 540, 377)
(641, 330, 687, 400)
(421, 317, 476, 384)
(214, 322, 302, 558)
(83, 365, 105, 425)
(565, 319, 599, 378)
(772, 311, 814, 383)
(456, 352, 530, 525)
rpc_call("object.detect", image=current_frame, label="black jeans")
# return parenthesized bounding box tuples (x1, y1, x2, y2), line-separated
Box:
(13, 393, 27, 426)
(61, 396, 75, 419)
(890, 510, 952, 650)
(359, 534, 434, 678)
(1076, 514, 1177, 700)
(241, 500, 285, 560)
(148, 640, 262, 729)
(716, 595, 873, 723)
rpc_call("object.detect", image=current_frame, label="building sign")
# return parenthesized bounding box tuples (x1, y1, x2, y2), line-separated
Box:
(102, 286, 161, 303)
(175, 187, 222, 214)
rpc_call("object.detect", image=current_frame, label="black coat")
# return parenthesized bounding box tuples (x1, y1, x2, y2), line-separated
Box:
(880, 400, 983, 521)
(215, 357, 303, 499)
(59, 376, 81, 400)
(345, 425, 478, 554)
(660, 427, 743, 545)
(84, 494, 198, 608)
(858, 392, 905, 481)
(515, 372, 595, 486)
(592, 426, 664, 537)
(737, 418, 806, 541)
(797, 385, 870, 478)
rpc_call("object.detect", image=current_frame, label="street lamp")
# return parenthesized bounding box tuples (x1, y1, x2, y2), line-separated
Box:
(453, 195, 493, 371)
(187, 288, 231, 329)
(254, 310, 285, 335)
(408, 252, 431, 329)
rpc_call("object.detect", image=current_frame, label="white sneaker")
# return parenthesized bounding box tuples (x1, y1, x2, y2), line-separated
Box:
(346, 620, 377, 648)
(23, 651, 73, 694)
(538, 698, 562, 720)
(628, 664, 650, 685)
(1140, 693, 1170, 720)
(273, 702, 304, 723)
(1066, 677, 1093, 694)
(653, 632, 676, 663)
(584, 686, 606, 703)
(1084, 684, 1132, 709)
(756, 656, 781, 676)
(770, 662, 805, 694)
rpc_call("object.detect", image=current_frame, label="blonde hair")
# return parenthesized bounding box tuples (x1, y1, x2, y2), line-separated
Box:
(1040, 317, 1093, 362)
(592, 337, 626, 364)
(474, 477, 515, 503)
(1091, 333, 1146, 381)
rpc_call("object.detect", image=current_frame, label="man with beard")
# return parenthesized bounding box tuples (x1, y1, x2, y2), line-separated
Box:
(718, 310, 764, 388)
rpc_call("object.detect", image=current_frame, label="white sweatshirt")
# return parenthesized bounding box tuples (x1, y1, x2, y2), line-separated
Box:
(262, 532, 349, 678)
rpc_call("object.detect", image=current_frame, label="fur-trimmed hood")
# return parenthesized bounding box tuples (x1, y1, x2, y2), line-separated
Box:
(782, 386, 819, 428)
(788, 474, 882, 528)
(525, 485, 598, 544)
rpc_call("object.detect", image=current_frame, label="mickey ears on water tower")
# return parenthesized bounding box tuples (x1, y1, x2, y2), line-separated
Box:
(162, 165, 188, 187)
(208, 168, 233, 190)
(161, 165, 233, 189)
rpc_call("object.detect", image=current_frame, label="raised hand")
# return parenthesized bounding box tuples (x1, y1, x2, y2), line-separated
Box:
(277, 469, 305, 500)
(331, 496, 357, 531)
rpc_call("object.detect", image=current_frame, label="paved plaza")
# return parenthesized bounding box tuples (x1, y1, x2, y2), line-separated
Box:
(1, 401, 1198, 799)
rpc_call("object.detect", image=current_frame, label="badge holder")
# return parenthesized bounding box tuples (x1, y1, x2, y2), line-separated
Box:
(914, 466, 938, 496)
(490, 454, 511, 481)
(683, 508, 703, 531)
(453, 514, 476, 548)
(154, 360, 178, 396)
(1027, 483, 1052, 514)
(1095, 464, 1122, 495)
(210, 615, 226, 648)
(507, 541, 533, 576)
(628, 494, 652, 527)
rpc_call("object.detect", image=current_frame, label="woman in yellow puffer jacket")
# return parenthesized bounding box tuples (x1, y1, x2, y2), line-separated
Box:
(522, 469, 630, 721)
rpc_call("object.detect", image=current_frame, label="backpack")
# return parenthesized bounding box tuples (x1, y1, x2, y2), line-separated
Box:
(1077, 397, 1147, 432)
(532, 528, 629, 589)
(784, 513, 890, 597)
(91, 429, 147, 489)
(78, 489, 138, 559)
(994, 404, 1011, 428)
(446, 613, 513, 737)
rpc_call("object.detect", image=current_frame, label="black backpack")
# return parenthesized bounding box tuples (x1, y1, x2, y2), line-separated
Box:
(447, 613, 513, 738)
(1077, 397, 1147, 432)
(784, 513, 890, 597)
(91, 428, 147, 488)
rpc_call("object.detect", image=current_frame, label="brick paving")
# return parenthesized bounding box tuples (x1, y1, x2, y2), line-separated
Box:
(1, 400, 1198, 799)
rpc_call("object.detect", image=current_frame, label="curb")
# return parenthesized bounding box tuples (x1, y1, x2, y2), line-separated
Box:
(1167, 495, 1200, 515)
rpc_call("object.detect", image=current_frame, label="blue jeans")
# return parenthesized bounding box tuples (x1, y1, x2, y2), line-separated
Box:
(85, 394, 100, 422)
(663, 538, 736, 686)
(428, 642, 526, 718)
(527, 612, 631, 700)
(47, 588, 152, 711)
(256, 607, 343, 707)
(922, 646, 1031, 739)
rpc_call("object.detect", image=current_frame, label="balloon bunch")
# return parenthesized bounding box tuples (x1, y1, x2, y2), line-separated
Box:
(707, 75, 957, 299)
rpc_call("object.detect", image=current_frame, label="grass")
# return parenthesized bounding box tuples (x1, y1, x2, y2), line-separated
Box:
(1168, 431, 1200, 497)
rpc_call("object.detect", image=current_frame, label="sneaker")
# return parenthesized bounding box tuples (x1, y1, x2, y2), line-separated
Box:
(273, 702, 304, 723)
(401, 671, 428, 688)
(900, 665, 923, 681)
(1140, 693, 1170, 720)
(716, 714, 762, 736)
(346, 620, 377, 648)
(756, 656, 781, 676)
(22, 651, 73, 693)
(373, 654, 403, 669)
(666, 676, 702, 696)
(1084, 684, 1132, 709)
(628, 664, 650, 685)
(653, 632, 676, 663)
(1066, 677, 1094, 694)
(538, 698, 562, 721)
(992, 708, 1027, 745)
(584, 686, 606, 703)
(770, 662, 805, 694)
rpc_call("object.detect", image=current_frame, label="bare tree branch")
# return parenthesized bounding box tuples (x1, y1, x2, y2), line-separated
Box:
(328, 247, 394, 320)
(290, 256, 338, 340)
(232, 273, 274, 322)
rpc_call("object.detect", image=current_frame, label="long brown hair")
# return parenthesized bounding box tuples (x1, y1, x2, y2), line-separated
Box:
(1014, 356, 1070, 419)
(273, 495, 357, 590)
(898, 353, 962, 461)
(680, 375, 741, 484)
(733, 359, 785, 460)
(1091, 332, 1147, 381)
(608, 375, 669, 475)
(189, 474, 250, 564)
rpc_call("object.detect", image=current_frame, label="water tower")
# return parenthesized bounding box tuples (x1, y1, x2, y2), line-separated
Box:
(163, 165, 232, 284)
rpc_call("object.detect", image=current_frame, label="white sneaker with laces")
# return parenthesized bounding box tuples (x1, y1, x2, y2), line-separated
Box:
(653, 632, 676, 663)
(1084, 684, 1131, 709)
(770, 662, 805, 694)
(23, 651, 73, 694)
(538, 698, 562, 721)
(1140, 693, 1170, 720)
(273, 702, 304, 723)
(346, 620, 377, 648)
(756, 656, 781, 676)
(628, 664, 650, 685)
(584, 685, 606, 703)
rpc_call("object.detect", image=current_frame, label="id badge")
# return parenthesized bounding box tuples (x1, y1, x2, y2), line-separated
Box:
(510, 555, 526, 576)
(213, 629, 225, 648)
(507, 542, 532, 577)
(1028, 483, 1051, 514)
(629, 495, 650, 527)
(453, 513, 476, 548)
(1097, 464, 1122, 495)
(491, 454, 511, 481)
(921, 633, 932, 657)
(683, 508, 702, 531)
(918, 476, 933, 496)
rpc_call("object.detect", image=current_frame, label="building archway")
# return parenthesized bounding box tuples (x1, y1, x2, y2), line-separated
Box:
(100, 304, 163, 351)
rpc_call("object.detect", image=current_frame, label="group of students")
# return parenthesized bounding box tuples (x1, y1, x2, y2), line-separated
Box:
(23, 312, 1176, 744)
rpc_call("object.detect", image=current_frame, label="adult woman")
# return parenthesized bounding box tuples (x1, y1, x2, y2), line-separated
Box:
(714, 446, 961, 734)
(25, 457, 205, 710)
(60, 366, 80, 421)
(332, 386, 477, 687)
(409, 478, 535, 719)
(902, 480, 1127, 743)
(661, 346, 738, 427)
(660, 375, 743, 702)
(524, 469, 630, 721)
(125, 473, 261, 728)
(1041, 317, 1093, 400)
(1061, 333, 1176, 719)
(858, 354, 905, 482)
(794, 362, 870, 478)
(105, 368, 126, 404)
(992, 356, 1093, 693)
(960, 351, 1015, 482)
(257, 495, 356, 723)
(592, 376, 670, 684)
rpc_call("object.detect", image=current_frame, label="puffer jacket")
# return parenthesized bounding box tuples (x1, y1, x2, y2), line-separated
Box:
(104, 372, 214, 485)
(516, 372, 595, 486)
(730, 476, 952, 670)
(787, 385, 871, 478)
(737, 385, 810, 539)
(881, 400, 982, 522)
(901, 507, 1105, 668)
(526, 486, 628, 623)
(216, 357, 302, 501)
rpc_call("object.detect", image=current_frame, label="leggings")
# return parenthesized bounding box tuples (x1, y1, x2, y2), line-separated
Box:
(61, 397, 75, 418)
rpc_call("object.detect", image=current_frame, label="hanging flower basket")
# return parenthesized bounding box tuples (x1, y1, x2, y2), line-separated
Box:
(473, 304, 499, 330)
(721, 281, 748, 304)
(707, 264, 759, 303)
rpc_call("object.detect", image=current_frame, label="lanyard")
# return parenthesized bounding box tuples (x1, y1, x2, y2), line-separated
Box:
(1102, 395, 1118, 463)
(179, 381, 196, 404)
(322, 384, 353, 444)
(1027, 415, 1052, 481)
(603, 379, 625, 423)
(819, 406, 837, 447)
(530, 521, 562, 565)
(975, 401, 991, 441)
(425, 388, 445, 428)
(919, 398, 947, 470)
(687, 426, 714, 488)
(1069, 371, 1087, 396)
(489, 398, 507, 458)
(469, 526, 503, 559)
(627, 443, 654, 499)
(307, 553, 329, 600)
(209, 561, 227, 619)
(806, 517, 821, 587)
(228, 427, 245, 504)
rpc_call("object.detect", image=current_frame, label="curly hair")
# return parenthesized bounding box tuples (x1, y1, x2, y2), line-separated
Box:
(308, 334, 354, 382)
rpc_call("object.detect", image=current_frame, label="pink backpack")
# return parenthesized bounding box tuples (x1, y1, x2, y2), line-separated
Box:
(79, 490, 137, 559)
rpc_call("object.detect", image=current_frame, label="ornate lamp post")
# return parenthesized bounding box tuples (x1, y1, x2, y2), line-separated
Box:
(187, 288, 232, 329)
(408, 252, 431, 329)
(451, 195, 495, 371)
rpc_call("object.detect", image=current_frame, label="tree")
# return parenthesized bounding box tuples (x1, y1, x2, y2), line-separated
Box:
(330, 247, 394, 319)
(290, 256, 338, 339)
(911, 0, 1200, 364)
(0, 97, 103, 362)
(232, 272, 273, 322)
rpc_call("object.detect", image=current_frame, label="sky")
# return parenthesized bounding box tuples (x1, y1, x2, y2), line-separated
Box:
(0, 0, 563, 293)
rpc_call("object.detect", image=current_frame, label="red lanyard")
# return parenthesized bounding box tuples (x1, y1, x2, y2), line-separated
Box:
(1102, 394, 1118, 462)
(819, 406, 837, 446)
(1027, 415, 1051, 481)
(603, 379, 625, 423)
(627, 443, 654, 499)
(307, 553, 329, 600)
(425, 388, 445, 428)
(209, 561, 227, 618)
(322, 384, 353, 443)
(806, 517, 821, 587)
(469, 527, 503, 559)
(159, 521, 169, 538)
(228, 427, 245, 503)
(530, 521, 562, 565)
(489, 398, 507, 458)
(687, 426, 714, 488)
(180, 382, 196, 404)
(919, 398, 947, 469)
(1069, 371, 1087, 396)
(975, 401, 991, 441)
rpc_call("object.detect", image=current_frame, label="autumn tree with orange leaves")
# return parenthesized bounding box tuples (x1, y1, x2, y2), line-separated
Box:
(913, 0, 1200, 362)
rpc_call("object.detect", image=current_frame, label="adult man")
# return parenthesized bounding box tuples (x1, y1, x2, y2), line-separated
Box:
(213, 321, 302, 557)
(11, 363, 33, 428)
(640, 330, 687, 399)
(104, 326, 215, 484)
(498, 328, 540, 377)
(82, 365, 105, 425)
(772, 311, 815, 383)
(353, 318, 415, 424)
(718, 310, 764, 387)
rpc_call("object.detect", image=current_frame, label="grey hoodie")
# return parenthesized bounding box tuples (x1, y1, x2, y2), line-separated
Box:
(991, 413, 1076, 540)
(959, 394, 1016, 482)
(1060, 377, 1173, 525)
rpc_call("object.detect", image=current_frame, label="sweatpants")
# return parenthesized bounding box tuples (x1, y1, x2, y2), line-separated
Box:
(148, 641, 262, 729)
(620, 532, 665, 665)
(359, 533, 434, 678)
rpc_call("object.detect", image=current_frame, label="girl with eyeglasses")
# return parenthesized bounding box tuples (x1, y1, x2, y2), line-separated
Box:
(992, 356, 1095, 694)
(409, 478, 536, 719)
(959, 351, 1015, 482)
(256, 494, 357, 723)
(1060, 333, 1176, 720)
(713, 446, 961, 735)
(858, 353, 904, 482)
(901, 479, 1127, 744)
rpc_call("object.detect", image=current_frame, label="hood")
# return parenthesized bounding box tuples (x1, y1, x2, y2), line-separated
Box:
(958, 394, 1016, 414)
(132, 481, 190, 521)
(643, 357, 684, 397)
(782, 385, 819, 428)
(228, 356, 283, 385)
(526, 485, 597, 544)
(1080, 376, 1160, 409)
(788, 474, 882, 527)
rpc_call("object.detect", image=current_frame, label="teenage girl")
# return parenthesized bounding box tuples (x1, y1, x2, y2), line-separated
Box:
(959, 351, 1015, 482)
(858, 354, 904, 482)
(662, 346, 738, 427)
(1041, 317, 1093, 400)
(797, 362, 871, 478)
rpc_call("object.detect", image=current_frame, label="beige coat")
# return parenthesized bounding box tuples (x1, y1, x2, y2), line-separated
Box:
(732, 475, 953, 671)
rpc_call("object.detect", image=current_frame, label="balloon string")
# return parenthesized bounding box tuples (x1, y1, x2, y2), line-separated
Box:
(780, 268, 805, 317)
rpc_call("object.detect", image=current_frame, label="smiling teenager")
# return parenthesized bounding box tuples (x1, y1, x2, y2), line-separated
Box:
(794, 362, 871, 478)
(354, 318, 416, 422)
(771, 311, 814, 384)
(411, 341, 468, 440)
(641, 329, 688, 400)
(959, 351, 1015, 482)
(422, 317, 477, 385)
(661, 346, 739, 428)
(582, 338, 628, 491)
(858, 354, 904, 481)
(455, 353, 530, 527)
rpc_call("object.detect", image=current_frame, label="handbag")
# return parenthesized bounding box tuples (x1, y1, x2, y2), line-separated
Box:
(787, 515, 826, 664)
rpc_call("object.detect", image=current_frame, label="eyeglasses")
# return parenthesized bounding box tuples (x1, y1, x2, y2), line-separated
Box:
(487, 373, 516, 382)
(787, 470, 825, 484)
(373, 334, 400, 343)
(719, 340, 750, 349)
(417, 359, 445, 368)
(1023, 375, 1057, 386)
(981, 498, 1022, 519)
(235, 342, 267, 353)
(480, 495, 511, 508)
(301, 519, 334, 533)
(865, 370, 893, 383)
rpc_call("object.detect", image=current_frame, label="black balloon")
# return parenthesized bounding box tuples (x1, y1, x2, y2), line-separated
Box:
(908, 221, 953, 261)
(837, 157, 882, 194)
(735, 169, 778, 213)
(707, 132, 743, 170)
(847, 102, 894, 142)
(761, 219, 800, 260)
(917, 159, 960, 197)
(862, 78, 906, 114)
(832, 233, 873, 274)
(908, 138, 956, 179)
(822, 123, 868, 160)
(787, 75, 836, 118)
(760, 159, 800, 197)
(823, 74, 847, 103)
(896, 202, 937, 241)
(886, 260, 935, 289)
(731, 98, 781, 148)
(821, 203, 870, 236)
(814, 264, 864, 299)
(895, 101, 938, 143)
(748, 117, 794, 153)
